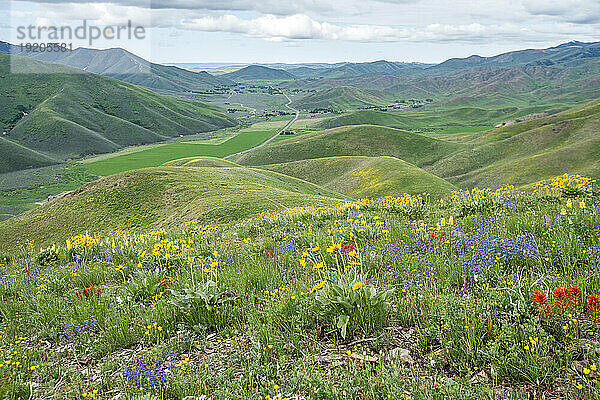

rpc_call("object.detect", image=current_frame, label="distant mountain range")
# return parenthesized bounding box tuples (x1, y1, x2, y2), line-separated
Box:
(3, 40, 599, 93)
(0, 43, 233, 93)
(222, 65, 296, 81)
(424, 40, 600, 75)
(2, 39, 600, 114)
(284, 41, 600, 109)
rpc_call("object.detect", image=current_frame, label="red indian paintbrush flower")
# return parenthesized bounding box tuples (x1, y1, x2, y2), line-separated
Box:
(567, 285, 582, 304)
(532, 290, 548, 308)
(588, 294, 600, 319)
(75, 286, 101, 299)
(552, 285, 581, 308)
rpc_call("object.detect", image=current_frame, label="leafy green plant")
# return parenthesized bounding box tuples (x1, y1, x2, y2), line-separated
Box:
(169, 280, 236, 331)
(35, 247, 60, 266)
(123, 271, 164, 304)
(482, 317, 568, 384)
(316, 280, 393, 339)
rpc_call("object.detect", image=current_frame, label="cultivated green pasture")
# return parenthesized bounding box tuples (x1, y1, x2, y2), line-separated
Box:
(84, 130, 276, 176)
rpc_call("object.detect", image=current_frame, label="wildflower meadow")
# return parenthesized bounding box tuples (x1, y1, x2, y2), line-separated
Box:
(0, 174, 599, 399)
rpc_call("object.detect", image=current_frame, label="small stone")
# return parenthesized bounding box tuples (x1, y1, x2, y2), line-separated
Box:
(389, 347, 414, 365)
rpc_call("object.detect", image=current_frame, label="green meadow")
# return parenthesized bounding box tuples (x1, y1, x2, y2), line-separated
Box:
(84, 130, 277, 176)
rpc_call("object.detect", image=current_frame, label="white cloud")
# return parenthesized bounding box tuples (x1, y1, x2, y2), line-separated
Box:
(14, 0, 340, 16)
(523, 0, 600, 23)
(180, 13, 553, 43)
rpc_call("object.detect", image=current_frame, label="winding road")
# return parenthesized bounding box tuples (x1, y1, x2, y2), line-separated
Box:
(224, 92, 299, 159)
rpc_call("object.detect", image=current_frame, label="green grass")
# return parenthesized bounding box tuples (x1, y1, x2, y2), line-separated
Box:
(428, 98, 600, 188)
(291, 86, 387, 111)
(0, 165, 346, 248)
(233, 124, 468, 167)
(0, 178, 597, 398)
(83, 130, 276, 176)
(0, 165, 97, 222)
(163, 156, 241, 168)
(259, 156, 456, 199)
(82, 115, 294, 176)
(313, 108, 566, 134)
(0, 55, 236, 173)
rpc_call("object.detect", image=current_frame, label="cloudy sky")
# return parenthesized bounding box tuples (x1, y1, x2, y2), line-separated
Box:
(2, 0, 599, 63)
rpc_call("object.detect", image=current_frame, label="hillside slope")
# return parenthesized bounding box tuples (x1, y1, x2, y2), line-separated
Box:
(428, 98, 600, 188)
(291, 87, 387, 111)
(0, 136, 58, 173)
(0, 55, 236, 172)
(233, 125, 467, 167)
(314, 108, 532, 131)
(0, 166, 346, 249)
(259, 156, 456, 199)
(287, 60, 600, 109)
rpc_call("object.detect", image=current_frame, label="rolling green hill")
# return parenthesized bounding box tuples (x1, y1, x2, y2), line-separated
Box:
(427, 98, 600, 188)
(0, 136, 58, 173)
(291, 87, 387, 111)
(233, 125, 467, 167)
(259, 156, 456, 199)
(163, 156, 241, 168)
(0, 166, 346, 250)
(0, 54, 236, 173)
(313, 107, 543, 132)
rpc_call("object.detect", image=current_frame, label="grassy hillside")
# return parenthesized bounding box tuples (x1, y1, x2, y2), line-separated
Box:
(428, 98, 600, 188)
(0, 55, 236, 173)
(313, 107, 542, 133)
(0, 177, 597, 399)
(0, 166, 345, 249)
(291, 87, 387, 111)
(259, 156, 456, 198)
(0, 136, 58, 173)
(233, 125, 467, 167)
(163, 156, 241, 168)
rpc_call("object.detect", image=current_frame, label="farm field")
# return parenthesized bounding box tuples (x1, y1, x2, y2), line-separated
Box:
(0, 115, 292, 218)
(83, 118, 290, 177)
